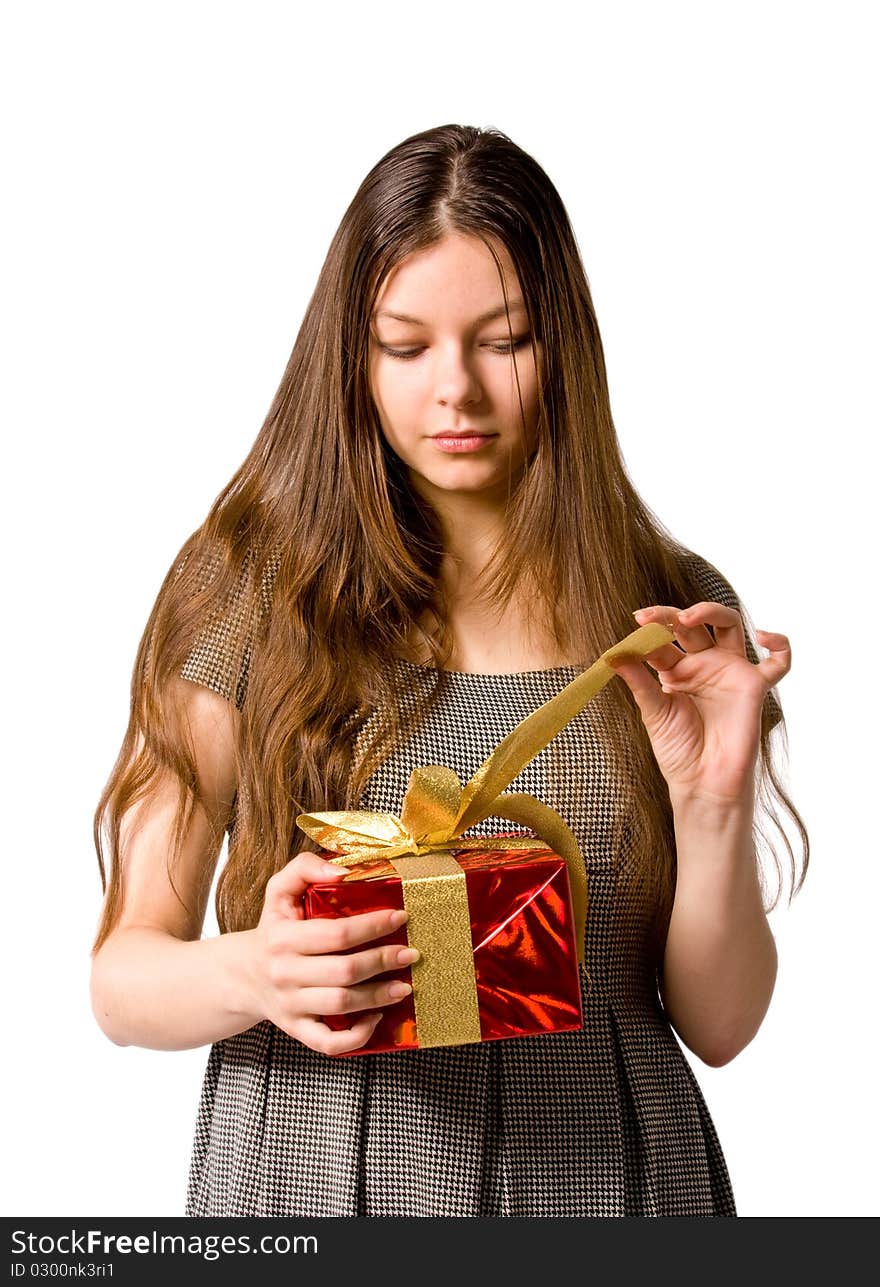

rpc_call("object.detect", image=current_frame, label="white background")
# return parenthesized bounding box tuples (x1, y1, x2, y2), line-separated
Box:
(2, 0, 876, 1218)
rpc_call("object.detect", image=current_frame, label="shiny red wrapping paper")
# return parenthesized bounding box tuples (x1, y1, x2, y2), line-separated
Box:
(303, 839, 584, 1056)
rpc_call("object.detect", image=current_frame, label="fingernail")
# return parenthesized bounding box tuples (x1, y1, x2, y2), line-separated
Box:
(388, 981, 412, 999)
(389, 909, 409, 928)
(397, 947, 420, 965)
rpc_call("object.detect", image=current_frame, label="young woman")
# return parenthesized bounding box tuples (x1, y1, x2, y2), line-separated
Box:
(90, 123, 808, 1218)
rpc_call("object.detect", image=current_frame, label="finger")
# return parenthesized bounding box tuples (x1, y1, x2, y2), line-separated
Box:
(606, 655, 671, 719)
(290, 941, 420, 987)
(633, 605, 710, 666)
(674, 601, 747, 654)
(295, 1011, 385, 1056)
(635, 602, 746, 656)
(293, 905, 410, 954)
(639, 640, 687, 672)
(264, 852, 351, 919)
(754, 629, 792, 684)
(300, 976, 413, 1016)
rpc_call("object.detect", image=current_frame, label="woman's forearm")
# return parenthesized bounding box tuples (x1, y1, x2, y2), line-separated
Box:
(90, 926, 264, 1051)
(660, 792, 777, 1067)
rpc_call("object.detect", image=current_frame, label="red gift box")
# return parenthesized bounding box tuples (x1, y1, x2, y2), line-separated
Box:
(303, 837, 584, 1056)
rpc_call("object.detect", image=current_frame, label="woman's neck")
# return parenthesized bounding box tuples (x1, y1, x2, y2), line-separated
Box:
(402, 480, 568, 669)
(425, 492, 509, 604)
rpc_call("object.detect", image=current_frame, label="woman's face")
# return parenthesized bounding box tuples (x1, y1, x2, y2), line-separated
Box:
(368, 232, 541, 507)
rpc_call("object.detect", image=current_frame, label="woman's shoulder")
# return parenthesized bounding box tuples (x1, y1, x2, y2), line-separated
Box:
(676, 548, 747, 608)
(178, 539, 283, 712)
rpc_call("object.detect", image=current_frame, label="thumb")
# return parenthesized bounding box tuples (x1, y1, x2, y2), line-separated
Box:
(606, 656, 669, 724)
(263, 850, 350, 919)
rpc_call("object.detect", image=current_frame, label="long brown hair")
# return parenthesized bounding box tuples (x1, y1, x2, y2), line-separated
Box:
(91, 123, 808, 957)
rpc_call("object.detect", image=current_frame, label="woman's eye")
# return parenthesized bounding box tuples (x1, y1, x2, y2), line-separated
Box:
(378, 344, 424, 360)
(377, 335, 531, 361)
(486, 335, 532, 354)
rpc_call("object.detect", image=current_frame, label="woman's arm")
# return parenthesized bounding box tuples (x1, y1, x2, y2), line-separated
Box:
(90, 679, 266, 1050)
(659, 789, 777, 1067)
(91, 925, 264, 1051)
(608, 600, 790, 1067)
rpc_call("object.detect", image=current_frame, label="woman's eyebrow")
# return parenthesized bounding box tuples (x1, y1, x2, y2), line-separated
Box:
(374, 299, 527, 326)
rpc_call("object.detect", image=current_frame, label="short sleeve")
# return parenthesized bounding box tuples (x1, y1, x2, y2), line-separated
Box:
(179, 544, 280, 713)
(680, 552, 784, 733)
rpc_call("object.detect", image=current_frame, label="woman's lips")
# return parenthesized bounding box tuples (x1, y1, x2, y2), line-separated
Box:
(431, 434, 497, 452)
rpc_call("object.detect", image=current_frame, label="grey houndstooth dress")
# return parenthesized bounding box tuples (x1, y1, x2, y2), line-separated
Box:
(180, 555, 782, 1217)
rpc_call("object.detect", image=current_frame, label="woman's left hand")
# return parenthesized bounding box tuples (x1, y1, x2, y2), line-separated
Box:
(606, 603, 791, 806)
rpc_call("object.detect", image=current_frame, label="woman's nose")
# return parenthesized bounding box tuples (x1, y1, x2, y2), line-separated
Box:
(433, 344, 482, 406)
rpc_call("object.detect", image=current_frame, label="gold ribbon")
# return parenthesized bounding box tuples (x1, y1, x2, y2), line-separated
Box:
(389, 851, 483, 1047)
(297, 622, 673, 1048)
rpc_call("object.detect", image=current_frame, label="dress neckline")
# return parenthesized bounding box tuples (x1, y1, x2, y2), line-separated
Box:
(396, 656, 586, 679)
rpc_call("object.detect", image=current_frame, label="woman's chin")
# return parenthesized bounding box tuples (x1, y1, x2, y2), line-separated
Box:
(408, 467, 512, 502)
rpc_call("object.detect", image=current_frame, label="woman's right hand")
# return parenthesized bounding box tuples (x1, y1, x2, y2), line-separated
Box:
(246, 851, 419, 1054)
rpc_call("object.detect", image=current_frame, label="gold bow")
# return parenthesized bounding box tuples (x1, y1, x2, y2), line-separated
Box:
(297, 622, 672, 1048)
